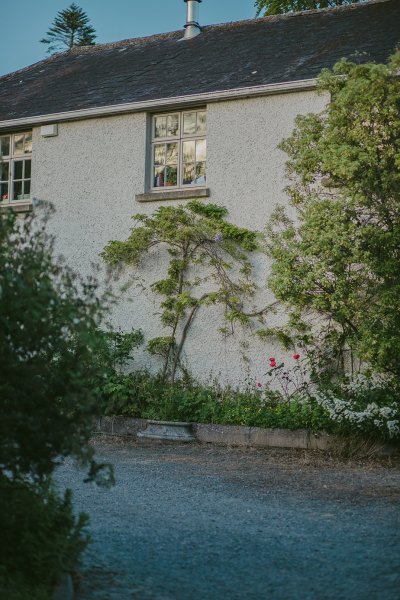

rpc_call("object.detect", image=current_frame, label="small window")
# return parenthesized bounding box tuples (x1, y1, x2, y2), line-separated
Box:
(152, 110, 206, 190)
(0, 131, 32, 204)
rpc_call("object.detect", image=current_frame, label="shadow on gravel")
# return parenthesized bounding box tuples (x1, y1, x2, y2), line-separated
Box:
(56, 439, 400, 600)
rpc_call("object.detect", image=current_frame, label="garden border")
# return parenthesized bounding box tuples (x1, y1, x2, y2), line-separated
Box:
(93, 417, 399, 455)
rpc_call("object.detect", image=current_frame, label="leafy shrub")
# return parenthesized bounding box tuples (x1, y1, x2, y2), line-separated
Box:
(264, 52, 400, 378)
(88, 328, 144, 415)
(0, 475, 88, 600)
(0, 206, 112, 481)
(0, 205, 113, 597)
(97, 364, 399, 440)
(101, 370, 331, 433)
(310, 373, 400, 439)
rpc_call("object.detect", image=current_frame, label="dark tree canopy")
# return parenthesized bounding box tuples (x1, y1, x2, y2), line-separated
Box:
(0, 204, 111, 481)
(255, 0, 365, 16)
(40, 2, 96, 54)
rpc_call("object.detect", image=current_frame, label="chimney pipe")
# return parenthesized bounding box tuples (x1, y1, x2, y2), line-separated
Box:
(183, 0, 202, 39)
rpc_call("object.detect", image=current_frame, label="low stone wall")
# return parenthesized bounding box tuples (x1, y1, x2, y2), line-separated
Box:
(93, 417, 337, 451)
(93, 416, 148, 437)
(194, 423, 336, 451)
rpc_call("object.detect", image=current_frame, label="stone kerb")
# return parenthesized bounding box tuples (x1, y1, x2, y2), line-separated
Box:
(94, 417, 338, 451)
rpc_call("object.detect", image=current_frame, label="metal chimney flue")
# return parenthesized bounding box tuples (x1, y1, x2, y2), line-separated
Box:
(183, 0, 202, 39)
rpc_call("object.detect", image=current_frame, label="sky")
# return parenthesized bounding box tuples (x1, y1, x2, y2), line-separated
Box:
(1, 0, 257, 76)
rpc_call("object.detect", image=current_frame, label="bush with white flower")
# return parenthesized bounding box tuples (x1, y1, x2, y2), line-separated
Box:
(310, 374, 400, 439)
(258, 354, 400, 439)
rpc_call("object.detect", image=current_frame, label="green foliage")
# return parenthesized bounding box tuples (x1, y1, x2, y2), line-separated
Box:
(310, 373, 400, 439)
(0, 206, 112, 597)
(99, 370, 334, 433)
(40, 2, 96, 54)
(0, 206, 112, 482)
(98, 368, 400, 440)
(102, 202, 258, 382)
(255, 0, 365, 17)
(0, 476, 89, 600)
(264, 52, 400, 377)
(87, 328, 144, 416)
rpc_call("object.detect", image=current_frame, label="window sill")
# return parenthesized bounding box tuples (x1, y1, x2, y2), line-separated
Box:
(0, 202, 32, 213)
(136, 187, 210, 203)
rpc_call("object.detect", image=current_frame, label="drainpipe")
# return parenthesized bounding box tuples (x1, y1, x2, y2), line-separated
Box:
(183, 0, 202, 39)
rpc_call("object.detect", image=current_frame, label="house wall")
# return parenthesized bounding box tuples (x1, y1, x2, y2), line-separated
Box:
(31, 90, 327, 387)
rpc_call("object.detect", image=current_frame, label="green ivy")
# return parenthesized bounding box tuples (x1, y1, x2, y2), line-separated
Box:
(102, 203, 258, 382)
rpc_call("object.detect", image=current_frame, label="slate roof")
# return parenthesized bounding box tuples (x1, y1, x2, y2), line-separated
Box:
(0, 0, 399, 122)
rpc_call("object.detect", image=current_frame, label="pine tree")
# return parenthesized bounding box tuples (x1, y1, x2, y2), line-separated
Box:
(40, 3, 96, 54)
(255, 0, 365, 17)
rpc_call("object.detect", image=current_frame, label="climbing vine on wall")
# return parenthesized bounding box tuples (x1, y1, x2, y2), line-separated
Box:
(102, 201, 259, 382)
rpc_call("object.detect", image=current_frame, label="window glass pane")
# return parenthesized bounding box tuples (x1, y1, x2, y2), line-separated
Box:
(0, 136, 10, 157)
(14, 135, 24, 156)
(183, 163, 195, 185)
(24, 160, 31, 179)
(13, 180, 23, 200)
(196, 139, 206, 162)
(23, 180, 31, 197)
(197, 111, 207, 134)
(154, 116, 167, 139)
(183, 113, 196, 135)
(195, 162, 206, 184)
(166, 166, 177, 187)
(166, 114, 179, 137)
(0, 161, 9, 180)
(154, 166, 165, 188)
(24, 133, 32, 154)
(13, 161, 23, 180)
(0, 182, 8, 201)
(166, 143, 178, 165)
(183, 140, 195, 163)
(154, 144, 165, 165)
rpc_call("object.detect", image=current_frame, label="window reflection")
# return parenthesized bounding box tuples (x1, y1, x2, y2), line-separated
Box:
(0, 136, 10, 157)
(152, 111, 206, 189)
(0, 132, 32, 204)
(155, 116, 167, 139)
(183, 163, 195, 185)
(183, 113, 196, 135)
(167, 114, 179, 137)
(14, 135, 24, 156)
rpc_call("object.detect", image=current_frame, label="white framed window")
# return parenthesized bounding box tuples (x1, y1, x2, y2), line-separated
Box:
(0, 132, 32, 204)
(151, 109, 206, 190)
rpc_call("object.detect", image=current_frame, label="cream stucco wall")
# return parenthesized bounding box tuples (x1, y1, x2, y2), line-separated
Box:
(32, 90, 326, 387)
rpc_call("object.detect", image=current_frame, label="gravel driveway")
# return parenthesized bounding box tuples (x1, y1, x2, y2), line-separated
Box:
(55, 437, 400, 600)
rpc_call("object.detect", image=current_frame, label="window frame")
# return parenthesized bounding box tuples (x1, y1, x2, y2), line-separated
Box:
(150, 109, 207, 191)
(0, 131, 32, 206)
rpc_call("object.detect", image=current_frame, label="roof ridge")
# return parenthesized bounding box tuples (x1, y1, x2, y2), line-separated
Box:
(205, 0, 390, 30)
(40, 0, 393, 57)
(67, 29, 182, 54)
(0, 0, 392, 78)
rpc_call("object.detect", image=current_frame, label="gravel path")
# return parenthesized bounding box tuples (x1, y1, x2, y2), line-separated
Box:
(55, 438, 400, 600)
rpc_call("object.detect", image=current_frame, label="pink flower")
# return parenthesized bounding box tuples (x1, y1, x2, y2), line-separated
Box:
(269, 356, 275, 361)
(257, 382, 262, 388)
(293, 354, 300, 360)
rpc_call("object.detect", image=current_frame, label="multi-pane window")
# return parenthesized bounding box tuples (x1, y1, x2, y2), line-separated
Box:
(0, 132, 32, 204)
(152, 110, 206, 189)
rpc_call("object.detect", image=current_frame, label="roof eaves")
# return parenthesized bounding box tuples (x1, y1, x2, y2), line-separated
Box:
(0, 78, 317, 131)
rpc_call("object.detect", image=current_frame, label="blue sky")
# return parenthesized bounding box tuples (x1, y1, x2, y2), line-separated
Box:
(1, 0, 257, 76)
